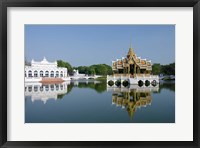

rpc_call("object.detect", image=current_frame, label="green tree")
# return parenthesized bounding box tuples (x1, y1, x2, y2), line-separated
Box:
(161, 62, 175, 75)
(152, 63, 161, 75)
(75, 64, 113, 76)
(152, 62, 175, 75)
(57, 60, 73, 74)
(25, 57, 31, 66)
(88, 67, 96, 75)
(76, 66, 89, 74)
(95, 65, 107, 75)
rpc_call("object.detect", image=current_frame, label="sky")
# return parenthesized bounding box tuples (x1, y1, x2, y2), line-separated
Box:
(25, 25, 175, 67)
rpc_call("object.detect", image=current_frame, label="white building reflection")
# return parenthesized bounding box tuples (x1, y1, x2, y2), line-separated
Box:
(72, 80, 101, 86)
(25, 81, 70, 104)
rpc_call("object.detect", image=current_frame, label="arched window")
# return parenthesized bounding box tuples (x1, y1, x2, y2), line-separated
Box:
(28, 70, 32, 77)
(45, 71, 49, 77)
(55, 84, 59, 91)
(50, 85, 54, 91)
(34, 86, 38, 92)
(28, 86, 32, 92)
(40, 86, 43, 91)
(60, 84, 63, 90)
(50, 71, 54, 77)
(34, 70, 38, 77)
(56, 71, 59, 77)
(40, 71, 43, 77)
(60, 71, 63, 77)
(45, 85, 49, 91)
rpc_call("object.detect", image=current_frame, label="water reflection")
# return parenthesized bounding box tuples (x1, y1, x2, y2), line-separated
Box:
(25, 80, 107, 103)
(25, 80, 172, 103)
(24, 80, 173, 104)
(72, 80, 107, 93)
(159, 80, 175, 92)
(25, 79, 175, 123)
(25, 82, 70, 104)
(107, 85, 159, 120)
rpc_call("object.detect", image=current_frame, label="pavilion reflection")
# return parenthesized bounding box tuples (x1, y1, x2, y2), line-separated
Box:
(107, 85, 159, 120)
(25, 81, 70, 104)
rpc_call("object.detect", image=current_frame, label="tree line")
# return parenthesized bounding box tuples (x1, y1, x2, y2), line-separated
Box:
(57, 60, 113, 76)
(26, 59, 174, 76)
(152, 62, 175, 75)
(74, 64, 113, 75)
(57, 60, 175, 76)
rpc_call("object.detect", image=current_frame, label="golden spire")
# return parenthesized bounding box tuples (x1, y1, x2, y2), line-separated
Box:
(129, 36, 134, 50)
(130, 37, 132, 49)
(127, 37, 134, 58)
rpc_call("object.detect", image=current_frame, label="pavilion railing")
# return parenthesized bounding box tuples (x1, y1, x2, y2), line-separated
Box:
(107, 74, 159, 79)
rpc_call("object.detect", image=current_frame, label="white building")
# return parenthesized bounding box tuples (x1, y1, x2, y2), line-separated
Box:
(73, 69, 86, 77)
(25, 57, 69, 82)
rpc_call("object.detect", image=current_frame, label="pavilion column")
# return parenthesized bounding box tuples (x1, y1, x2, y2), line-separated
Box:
(134, 64, 136, 76)
(128, 65, 130, 74)
(123, 68, 126, 74)
(134, 92, 137, 102)
(127, 92, 130, 101)
(138, 67, 140, 74)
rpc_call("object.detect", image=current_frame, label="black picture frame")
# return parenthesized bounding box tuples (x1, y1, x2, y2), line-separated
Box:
(0, 0, 199, 147)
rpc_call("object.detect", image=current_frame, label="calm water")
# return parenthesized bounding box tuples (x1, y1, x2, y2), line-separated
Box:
(25, 80, 175, 123)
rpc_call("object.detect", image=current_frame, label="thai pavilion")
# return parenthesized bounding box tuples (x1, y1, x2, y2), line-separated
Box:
(112, 45, 152, 75)
(107, 44, 159, 86)
(25, 57, 70, 83)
